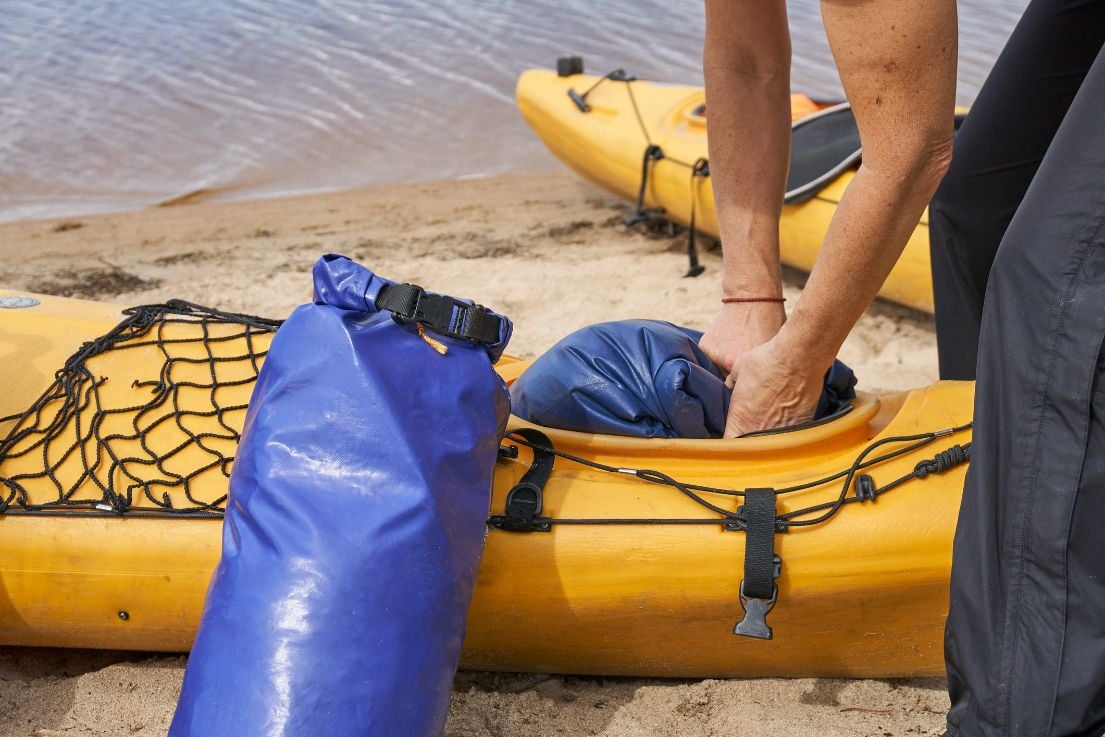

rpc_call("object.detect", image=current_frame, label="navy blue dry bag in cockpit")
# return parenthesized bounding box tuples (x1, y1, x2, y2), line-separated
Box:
(170, 254, 512, 737)
(509, 319, 856, 438)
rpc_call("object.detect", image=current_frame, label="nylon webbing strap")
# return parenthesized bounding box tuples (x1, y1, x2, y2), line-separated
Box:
(742, 488, 777, 599)
(376, 283, 502, 346)
(734, 487, 779, 640)
(684, 157, 709, 278)
(623, 145, 665, 227)
(488, 429, 555, 532)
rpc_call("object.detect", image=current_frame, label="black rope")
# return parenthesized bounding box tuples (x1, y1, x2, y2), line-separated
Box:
(685, 158, 710, 277)
(569, 68, 638, 113)
(498, 423, 972, 530)
(583, 70, 713, 276)
(0, 301, 281, 516)
(623, 144, 666, 227)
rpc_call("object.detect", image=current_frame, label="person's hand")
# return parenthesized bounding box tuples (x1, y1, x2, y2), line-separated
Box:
(722, 336, 827, 437)
(698, 301, 786, 375)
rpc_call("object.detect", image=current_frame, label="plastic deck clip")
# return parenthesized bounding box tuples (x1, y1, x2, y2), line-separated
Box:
(855, 474, 877, 501)
(488, 429, 556, 533)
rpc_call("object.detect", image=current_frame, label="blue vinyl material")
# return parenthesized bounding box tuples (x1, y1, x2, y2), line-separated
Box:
(170, 254, 511, 737)
(510, 320, 856, 438)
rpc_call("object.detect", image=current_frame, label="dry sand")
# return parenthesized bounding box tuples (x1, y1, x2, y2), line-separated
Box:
(0, 170, 945, 736)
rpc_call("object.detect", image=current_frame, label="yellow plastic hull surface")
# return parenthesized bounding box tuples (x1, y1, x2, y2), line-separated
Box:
(0, 291, 973, 677)
(516, 70, 936, 314)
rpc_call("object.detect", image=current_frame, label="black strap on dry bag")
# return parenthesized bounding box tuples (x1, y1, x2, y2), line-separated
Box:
(377, 283, 503, 346)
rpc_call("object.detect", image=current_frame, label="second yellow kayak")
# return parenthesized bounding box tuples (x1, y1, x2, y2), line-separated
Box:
(516, 67, 937, 313)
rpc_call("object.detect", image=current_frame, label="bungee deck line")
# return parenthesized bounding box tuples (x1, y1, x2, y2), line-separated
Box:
(491, 421, 971, 639)
(490, 425, 972, 532)
(569, 67, 714, 276)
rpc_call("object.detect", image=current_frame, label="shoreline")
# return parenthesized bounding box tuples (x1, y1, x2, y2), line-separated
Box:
(0, 168, 531, 228)
(0, 169, 937, 389)
(0, 169, 946, 737)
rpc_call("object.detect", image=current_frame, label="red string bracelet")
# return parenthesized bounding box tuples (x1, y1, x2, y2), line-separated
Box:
(721, 296, 786, 304)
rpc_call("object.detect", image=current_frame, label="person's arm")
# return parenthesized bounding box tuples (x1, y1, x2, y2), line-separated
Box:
(697, 0, 792, 373)
(718, 0, 958, 437)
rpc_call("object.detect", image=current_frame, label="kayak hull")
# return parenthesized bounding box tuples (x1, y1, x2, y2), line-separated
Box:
(0, 291, 971, 677)
(516, 69, 936, 314)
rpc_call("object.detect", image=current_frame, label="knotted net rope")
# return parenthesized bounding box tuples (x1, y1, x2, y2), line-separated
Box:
(0, 300, 281, 517)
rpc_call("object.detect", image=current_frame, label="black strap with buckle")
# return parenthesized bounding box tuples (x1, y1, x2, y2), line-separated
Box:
(623, 144, 666, 227)
(376, 282, 504, 346)
(733, 487, 782, 640)
(488, 429, 555, 533)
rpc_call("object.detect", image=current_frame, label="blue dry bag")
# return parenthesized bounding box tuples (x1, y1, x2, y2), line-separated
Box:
(170, 254, 512, 737)
(510, 319, 856, 438)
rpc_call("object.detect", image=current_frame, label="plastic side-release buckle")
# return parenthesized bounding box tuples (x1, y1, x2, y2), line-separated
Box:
(378, 283, 504, 347)
(734, 580, 779, 640)
(733, 488, 781, 640)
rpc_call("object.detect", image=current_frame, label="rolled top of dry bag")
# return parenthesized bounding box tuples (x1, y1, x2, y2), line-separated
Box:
(313, 252, 512, 361)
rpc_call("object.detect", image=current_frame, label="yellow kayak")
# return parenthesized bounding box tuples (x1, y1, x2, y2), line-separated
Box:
(0, 291, 972, 677)
(516, 67, 937, 313)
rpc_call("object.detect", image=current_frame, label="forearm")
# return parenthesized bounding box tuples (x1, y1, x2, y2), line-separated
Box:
(703, 0, 791, 296)
(779, 156, 950, 367)
(778, 0, 957, 369)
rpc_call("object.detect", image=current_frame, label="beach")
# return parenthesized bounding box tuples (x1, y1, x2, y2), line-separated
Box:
(0, 169, 946, 737)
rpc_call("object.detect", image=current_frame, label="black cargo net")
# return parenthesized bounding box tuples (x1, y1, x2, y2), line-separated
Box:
(0, 300, 281, 517)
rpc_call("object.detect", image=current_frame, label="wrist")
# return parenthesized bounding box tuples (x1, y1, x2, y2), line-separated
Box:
(719, 246, 781, 298)
(772, 321, 836, 375)
(716, 298, 786, 329)
(721, 273, 782, 299)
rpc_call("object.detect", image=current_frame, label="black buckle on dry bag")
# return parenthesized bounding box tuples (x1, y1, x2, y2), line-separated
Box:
(376, 283, 503, 347)
(488, 429, 555, 533)
(733, 487, 783, 640)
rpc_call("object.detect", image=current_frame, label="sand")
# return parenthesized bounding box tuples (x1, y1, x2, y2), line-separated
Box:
(0, 170, 946, 737)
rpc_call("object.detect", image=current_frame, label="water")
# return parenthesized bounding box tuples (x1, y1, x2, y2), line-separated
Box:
(1, 0, 1027, 222)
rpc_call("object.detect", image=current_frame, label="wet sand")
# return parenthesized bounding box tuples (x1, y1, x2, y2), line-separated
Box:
(0, 170, 946, 737)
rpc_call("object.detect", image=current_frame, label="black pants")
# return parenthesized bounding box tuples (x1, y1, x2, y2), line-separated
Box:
(942, 11, 1105, 737)
(928, 0, 1105, 380)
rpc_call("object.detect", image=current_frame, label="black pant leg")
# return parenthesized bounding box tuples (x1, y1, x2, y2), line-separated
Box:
(928, 0, 1105, 380)
(1048, 362, 1105, 737)
(944, 44, 1105, 737)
